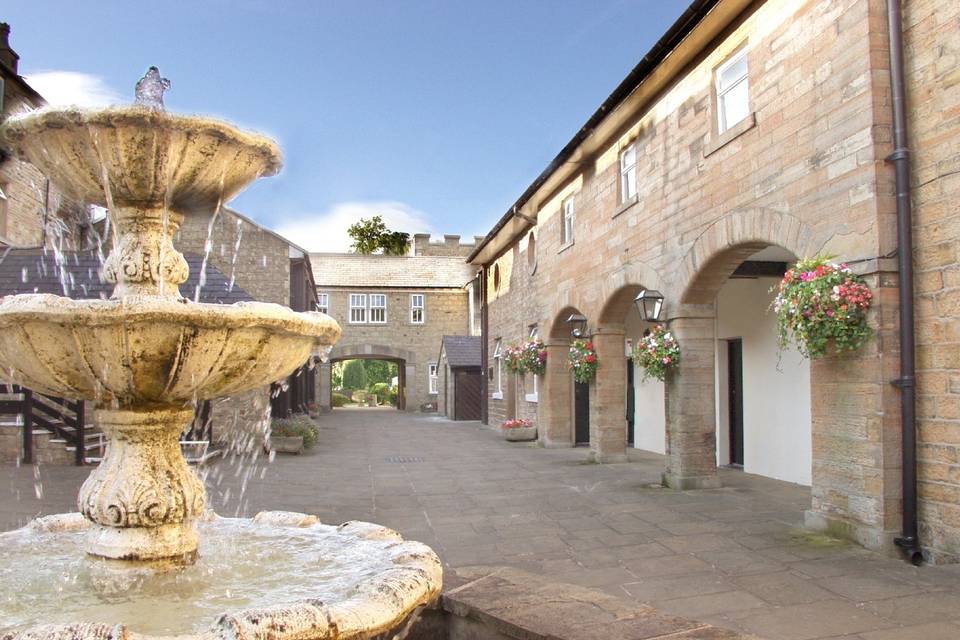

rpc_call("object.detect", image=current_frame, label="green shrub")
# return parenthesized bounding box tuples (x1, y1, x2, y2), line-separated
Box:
(332, 392, 349, 407)
(342, 359, 368, 390)
(388, 387, 398, 406)
(271, 415, 318, 448)
(370, 382, 390, 403)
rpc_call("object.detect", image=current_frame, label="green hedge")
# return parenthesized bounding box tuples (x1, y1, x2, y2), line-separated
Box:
(332, 392, 349, 407)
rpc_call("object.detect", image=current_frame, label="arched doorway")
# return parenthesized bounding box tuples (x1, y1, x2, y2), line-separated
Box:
(318, 344, 417, 412)
(538, 306, 589, 448)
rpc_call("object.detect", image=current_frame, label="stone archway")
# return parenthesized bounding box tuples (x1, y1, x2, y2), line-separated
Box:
(660, 210, 822, 490)
(320, 343, 418, 412)
(540, 305, 587, 448)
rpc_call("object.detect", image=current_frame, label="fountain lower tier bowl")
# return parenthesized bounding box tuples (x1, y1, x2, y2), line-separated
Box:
(0, 511, 443, 640)
(0, 294, 340, 403)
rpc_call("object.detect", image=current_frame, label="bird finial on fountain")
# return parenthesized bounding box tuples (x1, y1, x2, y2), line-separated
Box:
(135, 66, 170, 110)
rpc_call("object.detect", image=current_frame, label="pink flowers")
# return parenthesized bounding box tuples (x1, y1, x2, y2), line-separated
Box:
(771, 255, 873, 358)
(502, 418, 533, 429)
(632, 325, 681, 381)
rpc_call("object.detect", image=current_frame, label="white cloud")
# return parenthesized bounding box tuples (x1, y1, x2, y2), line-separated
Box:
(24, 71, 124, 108)
(274, 201, 436, 253)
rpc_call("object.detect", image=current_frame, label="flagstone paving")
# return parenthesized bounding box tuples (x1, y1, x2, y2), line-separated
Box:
(3, 407, 960, 639)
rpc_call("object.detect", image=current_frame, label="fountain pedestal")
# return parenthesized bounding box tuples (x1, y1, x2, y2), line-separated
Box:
(78, 408, 204, 561)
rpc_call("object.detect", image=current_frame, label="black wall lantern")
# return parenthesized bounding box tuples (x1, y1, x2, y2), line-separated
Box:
(634, 289, 664, 322)
(566, 313, 588, 338)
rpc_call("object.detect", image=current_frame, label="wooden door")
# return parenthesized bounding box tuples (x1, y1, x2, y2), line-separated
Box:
(455, 371, 482, 420)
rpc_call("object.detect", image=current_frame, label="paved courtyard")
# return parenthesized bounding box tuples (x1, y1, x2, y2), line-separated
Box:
(3, 408, 960, 639)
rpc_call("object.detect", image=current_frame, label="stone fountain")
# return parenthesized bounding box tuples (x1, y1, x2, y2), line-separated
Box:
(0, 70, 441, 639)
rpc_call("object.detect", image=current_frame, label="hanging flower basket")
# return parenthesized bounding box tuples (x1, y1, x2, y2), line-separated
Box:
(771, 255, 873, 359)
(631, 325, 680, 381)
(568, 339, 598, 384)
(503, 343, 527, 374)
(504, 339, 547, 375)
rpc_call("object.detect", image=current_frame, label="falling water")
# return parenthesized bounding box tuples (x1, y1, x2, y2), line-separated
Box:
(194, 171, 227, 302)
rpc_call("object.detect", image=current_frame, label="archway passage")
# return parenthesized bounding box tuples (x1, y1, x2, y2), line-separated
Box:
(319, 344, 418, 412)
(330, 358, 403, 410)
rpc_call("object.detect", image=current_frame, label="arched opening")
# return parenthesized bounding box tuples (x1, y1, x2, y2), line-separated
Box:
(712, 245, 810, 484)
(318, 344, 419, 412)
(676, 242, 811, 487)
(598, 284, 666, 456)
(540, 306, 590, 447)
(329, 358, 403, 410)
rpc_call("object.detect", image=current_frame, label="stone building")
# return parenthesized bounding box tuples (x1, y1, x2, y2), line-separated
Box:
(470, 0, 960, 562)
(0, 23, 87, 250)
(177, 206, 319, 423)
(312, 234, 479, 412)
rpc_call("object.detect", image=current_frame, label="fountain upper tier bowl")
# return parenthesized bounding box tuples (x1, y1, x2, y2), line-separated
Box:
(0, 294, 340, 404)
(0, 107, 282, 212)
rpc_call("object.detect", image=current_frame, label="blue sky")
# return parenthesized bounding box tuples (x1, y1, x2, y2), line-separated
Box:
(6, 1, 690, 251)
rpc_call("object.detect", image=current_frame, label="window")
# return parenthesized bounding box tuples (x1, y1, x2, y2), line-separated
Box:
(410, 294, 425, 324)
(349, 293, 367, 323)
(492, 339, 503, 399)
(369, 293, 387, 323)
(561, 197, 574, 245)
(428, 363, 438, 394)
(316, 293, 329, 314)
(716, 48, 749, 134)
(525, 326, 539, 402)
(619, 144, 637, 202)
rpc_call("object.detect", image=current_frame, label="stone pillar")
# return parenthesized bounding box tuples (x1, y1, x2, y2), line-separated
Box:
(803, 268, 901, 553)
(405, 364, 417, 411)
(539, 340, 573, 447)
(589, 326, 628, 463)
(663, 306, 721, 489)
(317, 362, 332, 413)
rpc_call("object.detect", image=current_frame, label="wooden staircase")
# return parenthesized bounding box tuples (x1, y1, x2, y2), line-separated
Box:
(0, 385, 216, 465)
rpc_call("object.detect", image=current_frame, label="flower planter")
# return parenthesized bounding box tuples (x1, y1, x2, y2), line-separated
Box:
(503, 426, 537, 442)
(270, 435, 304, 454)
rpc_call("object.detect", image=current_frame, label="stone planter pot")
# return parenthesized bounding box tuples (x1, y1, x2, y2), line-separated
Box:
(503, 426, 537, 442)
(270, 435, 304, 454)
(367, 396, 377, 407)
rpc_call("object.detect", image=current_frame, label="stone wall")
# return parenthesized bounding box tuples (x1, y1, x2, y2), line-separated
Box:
(478, 0, 960, 556)
(413, 234, 483, 258)
(176, 208, 290, 306)
(486, 232, 541, 430)
(1, 90, 86, 249)
(320, 288, 470, 410)
(905, 0, 960, 560)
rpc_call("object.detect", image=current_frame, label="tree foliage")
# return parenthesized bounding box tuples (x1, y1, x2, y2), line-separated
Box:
(341, 359, 369, 390)
(347, 216, 410, 255)
(363, 360, 397, 387)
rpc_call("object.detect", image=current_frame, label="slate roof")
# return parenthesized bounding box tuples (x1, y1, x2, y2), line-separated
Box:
(0, 248, 254, 304)
(441, 335, 482, 369)
(311, 253, 476, 289)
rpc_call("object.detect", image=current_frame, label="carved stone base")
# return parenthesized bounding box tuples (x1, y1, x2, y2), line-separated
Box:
(78, 407, 205, 561)
(85, 522, 199, 563)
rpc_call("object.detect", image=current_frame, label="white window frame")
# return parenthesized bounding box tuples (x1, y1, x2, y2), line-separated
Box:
(428, 363, 438, 395)
(369, 293, 387, 324)
(349, 293, 367, 324)
(492, 339, 503, 399)
(316, 292, 329, 314)
(410, 293, 425, 324)
(525, 326, 539, 402)
(716, 48, 750, 134)
(561, 197, 574, 245)
(619, 144, 638, 203)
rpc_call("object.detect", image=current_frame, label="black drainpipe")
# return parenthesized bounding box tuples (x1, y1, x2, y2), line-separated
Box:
(480, 266, 489, 425)
(886, 0, 922, 566)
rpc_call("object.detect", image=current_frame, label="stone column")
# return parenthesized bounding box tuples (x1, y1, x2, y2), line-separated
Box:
(539, 340, 573, 447)
(589, 326, 628, 463)
(405, 364, 417, 411)
(663, 305, 721, 489)
(803, 268, 901, 553)
(317, 362, 332, 413)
